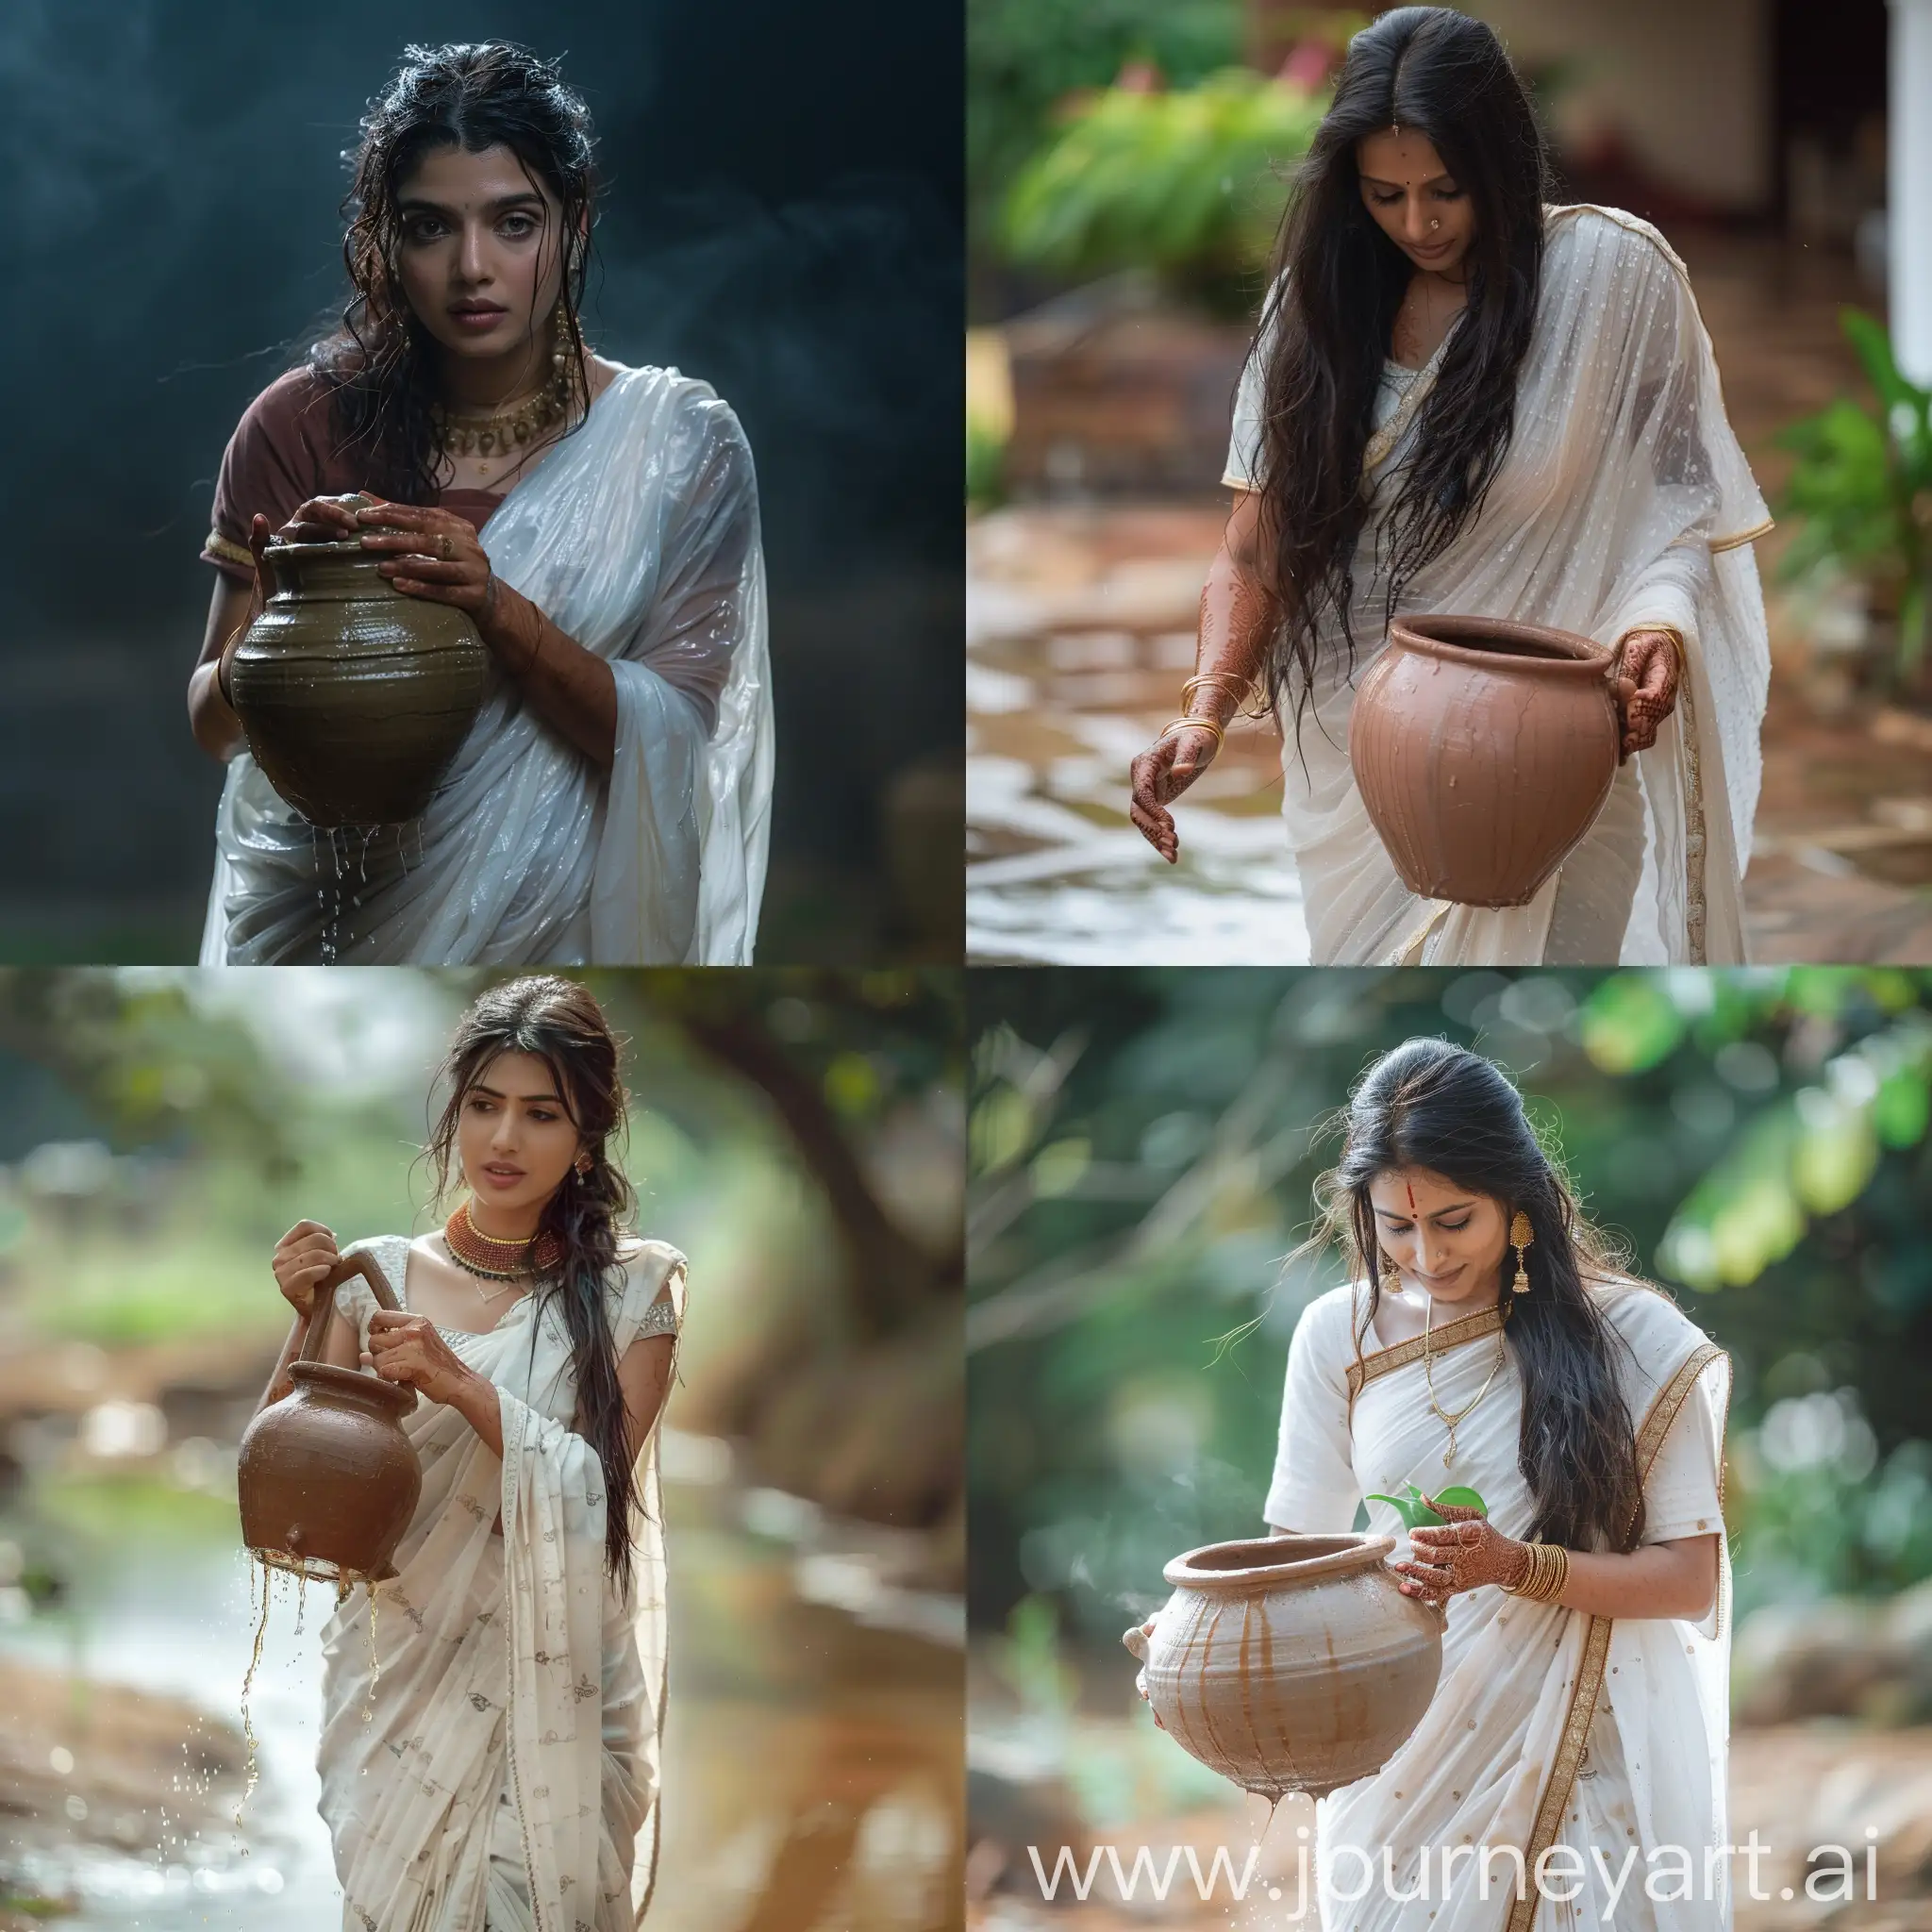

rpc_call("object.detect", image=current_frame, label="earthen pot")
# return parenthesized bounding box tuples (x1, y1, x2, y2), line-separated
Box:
(1348, 614, 1622, 908)
(227, 497, 489, 827)
(1123, 1533, 1441, 1800)
(238, 1250, 422, 1583)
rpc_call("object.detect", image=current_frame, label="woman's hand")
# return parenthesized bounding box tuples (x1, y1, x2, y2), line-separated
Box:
(1610, 629, 1681, 761)
(366, 1310, 477, 1408)
(1128, 724, 1221, 864)
(271, 1220, 341, 1321)
(354, 501, 496, 620)
(1391, 1492, 1528, 1608)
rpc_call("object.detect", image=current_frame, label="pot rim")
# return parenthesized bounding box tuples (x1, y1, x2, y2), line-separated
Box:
(1163, 1531, 1395, 1591)
(261, 537, 381, 562)
(288, 1358, 417, 1415)
(1391, 613, 1611, 677)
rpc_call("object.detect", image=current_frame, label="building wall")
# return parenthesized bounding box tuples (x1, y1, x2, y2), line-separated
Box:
(1463, 0, 1774, 213)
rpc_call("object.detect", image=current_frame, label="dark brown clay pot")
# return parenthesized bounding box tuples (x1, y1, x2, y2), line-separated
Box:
(1123, 1534, 1441, 1800)
(227, 508, 489, 828)
(1349, 614, 1622, 908)
(238, 1250, 422, 1583)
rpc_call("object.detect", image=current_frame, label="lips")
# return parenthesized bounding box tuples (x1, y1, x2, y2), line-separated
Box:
(449, 304, 508, 325)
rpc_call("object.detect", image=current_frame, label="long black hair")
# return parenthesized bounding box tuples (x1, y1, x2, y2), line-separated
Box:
(1311, 1037, 1647, 1555)
(1253, 8, 1552, 742)
(424, 974, 645, 1596)
(309, 42, 597, 505)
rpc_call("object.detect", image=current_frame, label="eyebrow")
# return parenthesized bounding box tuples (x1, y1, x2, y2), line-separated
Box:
(470, 1082, 564, 1104)
(1373, 1200, 1474, 1221)
(397, 192, 548, 218)
(1359, 173, 1455, 190)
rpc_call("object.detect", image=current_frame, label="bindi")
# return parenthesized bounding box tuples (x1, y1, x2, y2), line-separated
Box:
(1406, 1180, 1418, 1214)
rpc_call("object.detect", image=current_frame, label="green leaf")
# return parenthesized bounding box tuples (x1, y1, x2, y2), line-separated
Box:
(1433, 1486, 1490, 1514)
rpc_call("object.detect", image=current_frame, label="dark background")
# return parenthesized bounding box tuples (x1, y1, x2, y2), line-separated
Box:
(0, 0, 963, 962)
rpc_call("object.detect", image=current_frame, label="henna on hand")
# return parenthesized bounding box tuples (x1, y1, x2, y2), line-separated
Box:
(1392, 1495, 1527, 1607)
(1611, 629, 1682, 759)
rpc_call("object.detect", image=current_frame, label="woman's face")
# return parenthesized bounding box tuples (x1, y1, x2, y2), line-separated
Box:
(1354, 127, 1475, 278)
(457, 1049, 584, 1224)
(1367, 1166, 1510, 1305)
(393, 142, 566, 365)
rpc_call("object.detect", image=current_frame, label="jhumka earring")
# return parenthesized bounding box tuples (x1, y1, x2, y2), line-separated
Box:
(551, 300, 578, 416)
(1509, 1211, 1535, 1293)
(1379, 1252, 1404, 1295)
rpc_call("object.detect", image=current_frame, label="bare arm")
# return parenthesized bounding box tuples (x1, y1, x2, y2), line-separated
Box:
(1127, 489, 1277, 862)
(1541, 1533, 1720, 1621)
(188, 575, 254, 761)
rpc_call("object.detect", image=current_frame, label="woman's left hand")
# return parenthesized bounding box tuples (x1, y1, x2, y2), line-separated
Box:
(1610, 629, 1681, 761)
(1392, 1493, 1526, 1608)
(356, 501, 497, 622)
(366, 1309, 476, 1407)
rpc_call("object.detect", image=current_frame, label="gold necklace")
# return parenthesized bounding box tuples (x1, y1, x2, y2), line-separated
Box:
(1423, 1293, 1508, 1470)
(433, 387, 563, 459)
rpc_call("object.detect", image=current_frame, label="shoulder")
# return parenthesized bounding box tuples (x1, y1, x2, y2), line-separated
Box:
(610, 1237, 688, 1301)
(227, 365, 338, 455)
(1588, 1273, 1722, 1374)
(1542, 202, 1693, 297)
(1291, 1282, 1364, 1357)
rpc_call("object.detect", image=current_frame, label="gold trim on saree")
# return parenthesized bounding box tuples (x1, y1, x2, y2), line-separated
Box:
(1344, 1289, 1508, 1425)
(205, 529, 256, 572)
(1708, 516, 1774, 554)
(1502, 1339, 1727, 1932)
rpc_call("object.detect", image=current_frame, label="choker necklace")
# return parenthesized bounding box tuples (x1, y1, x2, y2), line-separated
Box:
(434, 388, 564, 459)
(444, 1199, 563, 1281)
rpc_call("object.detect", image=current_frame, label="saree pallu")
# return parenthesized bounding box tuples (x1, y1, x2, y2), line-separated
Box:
(315, 1234, 686, 1931)
(201, 364, 774, 965)
(1263, 1277, 1732, 1930)
(1226, 204, 1774, 964)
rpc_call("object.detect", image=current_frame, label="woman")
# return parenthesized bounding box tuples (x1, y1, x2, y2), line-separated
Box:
(1127, 7, 1772, 966)
(252, 975, 685, 1927)
(1140, 1039, 1730, 1929)
(191, 42, 773, 966)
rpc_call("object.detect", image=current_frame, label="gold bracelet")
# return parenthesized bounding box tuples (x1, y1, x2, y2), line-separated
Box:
(1182, 672, 1252, 705)
(1158, 715, 1224, 750)
(1616, 624, 1687, 680)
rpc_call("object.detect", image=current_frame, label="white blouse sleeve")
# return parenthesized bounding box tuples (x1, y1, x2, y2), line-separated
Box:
(1222, 275, 1287, 491)
(1639, 1357, 1726, 1546)
(1263, 1291, 1362, 1533)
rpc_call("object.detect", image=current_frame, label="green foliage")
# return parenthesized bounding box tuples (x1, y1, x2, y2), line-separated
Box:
(968, 968, 1932, 1643)
(1773, 308, 1932, 683)
(1365, 1482, 1488, 1528)
(968, 0, 1242, 264)
(1001, 69, 1327, 310)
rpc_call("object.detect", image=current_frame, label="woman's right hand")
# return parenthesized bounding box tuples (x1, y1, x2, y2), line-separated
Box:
(1128, 725, 1221, 864)
(272, 1219, 341, 1320)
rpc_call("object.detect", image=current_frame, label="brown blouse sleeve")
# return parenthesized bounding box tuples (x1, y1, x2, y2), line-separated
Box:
(200, 369, 344, 582)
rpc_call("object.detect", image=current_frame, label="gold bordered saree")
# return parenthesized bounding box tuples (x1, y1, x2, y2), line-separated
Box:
(1265, 1277, 1732, 1930)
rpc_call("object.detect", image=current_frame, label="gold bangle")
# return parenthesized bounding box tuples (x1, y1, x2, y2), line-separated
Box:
(1158, 715, 1224, 750)
(1616, 624, 1687, 680)
(1182, 672, 1252, 705)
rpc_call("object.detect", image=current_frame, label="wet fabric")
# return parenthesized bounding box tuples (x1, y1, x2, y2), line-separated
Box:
(200, 364, 774, 965)
(1224, 204, 1774, 964)
(316, 1234, 685, 1931)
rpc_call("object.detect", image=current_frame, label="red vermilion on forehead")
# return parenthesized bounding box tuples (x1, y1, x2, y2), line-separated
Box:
(1407, 1180, 1418, 1213)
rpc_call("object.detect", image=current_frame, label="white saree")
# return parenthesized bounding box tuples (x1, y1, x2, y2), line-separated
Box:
(1263, 1276, 1732, 1931)
(1225, 205, 1774, 964)
(201, 365, 774, 966)
(313, 1234, 686, 1931)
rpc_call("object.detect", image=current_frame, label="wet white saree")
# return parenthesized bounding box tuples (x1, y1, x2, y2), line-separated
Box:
(1225, 205, 1774, 964)
(201, 365, 774, 966)
(1265, 1277, 1732, 1931)
(315, 1234, 686, 1931)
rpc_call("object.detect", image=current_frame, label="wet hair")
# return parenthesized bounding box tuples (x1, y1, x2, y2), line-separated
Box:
(1251, 7, 1552, 747)
(1310, 1037, 1646, 1554)
(424, 974, 645, 1596)
(308, 42, 597, 505)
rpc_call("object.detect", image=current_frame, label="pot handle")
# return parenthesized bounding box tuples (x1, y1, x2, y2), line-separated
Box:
(292, 1249, 416, 1414)
(1122, 1620, 1153, 1662)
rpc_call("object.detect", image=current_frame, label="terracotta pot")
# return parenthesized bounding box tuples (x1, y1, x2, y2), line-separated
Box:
(1349, 614, 1621, 908)
(238, 1250, 422, 1583)
(1123, 1533, 1441, 1800)
(227, 501, 489, 827)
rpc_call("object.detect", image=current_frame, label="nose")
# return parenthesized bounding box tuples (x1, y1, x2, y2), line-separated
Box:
(1415, 1227, 1448, 1274)
(1403, 197, 1434, 244)
(458, 217, 491, 286)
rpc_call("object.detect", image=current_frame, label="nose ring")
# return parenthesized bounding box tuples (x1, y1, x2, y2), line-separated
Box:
(1430, 219, 1441, 230)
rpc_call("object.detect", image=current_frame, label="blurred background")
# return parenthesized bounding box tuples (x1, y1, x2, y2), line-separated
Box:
(0, 0, 962, 966)
(0, 966, 963, 1930)
(966, 0, 1932, 966)
(967, 965, 1932, 1928)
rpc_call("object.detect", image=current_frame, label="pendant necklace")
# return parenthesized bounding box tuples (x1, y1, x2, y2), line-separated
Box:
(1423, 1293, 1508, 1469)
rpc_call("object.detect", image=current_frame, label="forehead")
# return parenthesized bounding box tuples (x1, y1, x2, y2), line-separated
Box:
(398, 142, 556, 208)
(1354, 127, 1452, 185)
(1367, 1167, 1472, 1209)
(472, 1048, 562, 1097)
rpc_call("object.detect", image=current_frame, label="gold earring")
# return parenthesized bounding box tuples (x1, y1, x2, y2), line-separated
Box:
(575, 1151, 593, 1176)
(552, 301, 577, 412)
(1509, 1211, 1534, 1293)
(1379, 1253, 1403, 1295)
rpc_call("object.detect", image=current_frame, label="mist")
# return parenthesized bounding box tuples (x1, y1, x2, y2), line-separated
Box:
(0, 0, 961, 958)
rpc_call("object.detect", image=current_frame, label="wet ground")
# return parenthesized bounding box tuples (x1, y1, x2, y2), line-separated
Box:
(967, 233, 1932, 966)
(0, 1438, 963, 1932)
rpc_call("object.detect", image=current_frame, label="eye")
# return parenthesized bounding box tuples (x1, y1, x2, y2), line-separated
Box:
(1439, 1218, 1472, 1232)
(1371, 191, 1402, 207)
(500, 212, 540, 239)
(528, 1108, 558, 1123)
(403, 216, 448, 243)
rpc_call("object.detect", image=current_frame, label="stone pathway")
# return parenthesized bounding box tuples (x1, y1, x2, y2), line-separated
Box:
(967, 233, 1932, 965)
